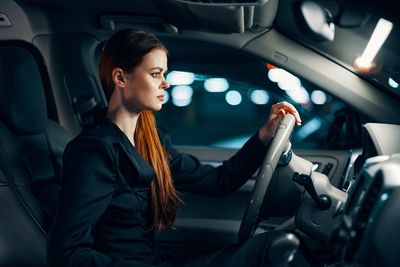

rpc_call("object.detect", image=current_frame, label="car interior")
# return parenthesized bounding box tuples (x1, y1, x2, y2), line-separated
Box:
(0, 0, 400, 266)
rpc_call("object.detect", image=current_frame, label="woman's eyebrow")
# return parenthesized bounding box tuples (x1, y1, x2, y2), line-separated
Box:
(149, 67, 168, 72)
(150, 67, 162, 71)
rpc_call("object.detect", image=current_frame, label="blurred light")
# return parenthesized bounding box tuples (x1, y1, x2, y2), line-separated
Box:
(204, 78, 229, 92)
(286, 87, 310, 104)
(166, 71, 195, 85)
(388, 77, 399, 88)
(250, 90, 270, 105)
(161, 91, 169, 104)
(311, 90, 327, 105)
(211, 135, 250, 149)
(194, 74, 209, 81)
(277, 77, 301, 91)
(172, 98, 191, 107)
(171, 85, 193, 99)
(225, 90, 242, 105)
(268, 68, 287, 83)
(295, 118, 322, 141)
(354, 18, 393, 72)
(171, 85, 193, 107)
(381, 193, 388, 201)
(354, 56, 374, 72)
(269, 69, 301, 92)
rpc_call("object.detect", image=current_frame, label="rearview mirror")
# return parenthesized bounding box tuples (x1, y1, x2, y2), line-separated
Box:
(295, 0, 335, 42)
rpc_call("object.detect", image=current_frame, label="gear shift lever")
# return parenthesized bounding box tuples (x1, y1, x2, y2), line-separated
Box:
(293, 172, 332, 210)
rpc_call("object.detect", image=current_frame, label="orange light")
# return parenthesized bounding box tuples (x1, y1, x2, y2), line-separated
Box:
(354, 55, 376, 73)
(266, 63, 277, 70)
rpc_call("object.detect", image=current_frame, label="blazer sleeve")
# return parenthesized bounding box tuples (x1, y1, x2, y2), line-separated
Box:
(47, 137, 155, 267)
(159, 129, 269, 197)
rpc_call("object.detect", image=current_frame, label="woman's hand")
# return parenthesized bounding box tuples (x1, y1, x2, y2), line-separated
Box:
(258, 101, 302, 146)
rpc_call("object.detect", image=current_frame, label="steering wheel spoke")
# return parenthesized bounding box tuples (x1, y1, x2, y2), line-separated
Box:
(238, 114, 296, 243)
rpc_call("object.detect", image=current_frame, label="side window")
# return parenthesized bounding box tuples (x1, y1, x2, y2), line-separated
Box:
(155, 65, 354, 149)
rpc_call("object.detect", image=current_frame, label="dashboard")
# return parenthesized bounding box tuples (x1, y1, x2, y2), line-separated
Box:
(330, 123, 400, 266)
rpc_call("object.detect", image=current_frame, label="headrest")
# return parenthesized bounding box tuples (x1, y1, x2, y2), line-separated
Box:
(0, 46, 47, 134)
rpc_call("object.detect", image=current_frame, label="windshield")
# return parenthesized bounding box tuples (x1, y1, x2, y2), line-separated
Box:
(275, 0, 400, 99)
(155, 68, 352, 150)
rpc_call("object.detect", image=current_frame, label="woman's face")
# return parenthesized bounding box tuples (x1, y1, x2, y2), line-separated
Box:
(121, 48, 170, 112)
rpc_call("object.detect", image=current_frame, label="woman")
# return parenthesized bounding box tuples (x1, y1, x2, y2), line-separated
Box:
(47, 29, 301, 267)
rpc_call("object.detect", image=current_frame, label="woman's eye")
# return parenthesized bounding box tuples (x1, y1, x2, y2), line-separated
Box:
(151, 73, 160, 78)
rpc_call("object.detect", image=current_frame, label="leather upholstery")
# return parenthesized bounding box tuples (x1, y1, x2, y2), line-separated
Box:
(0, 46, 47, 134)
(0, 45, 71, 267)
(0, 168, 48, 267)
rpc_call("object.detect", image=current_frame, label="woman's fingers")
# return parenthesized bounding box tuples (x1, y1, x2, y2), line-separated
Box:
(270, 109, 285, 126)
(260, 101, 302, 143)
(271, 101, 302, 125)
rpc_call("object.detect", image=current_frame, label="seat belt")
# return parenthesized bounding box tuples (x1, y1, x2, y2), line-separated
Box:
(0, 141, 48, 236)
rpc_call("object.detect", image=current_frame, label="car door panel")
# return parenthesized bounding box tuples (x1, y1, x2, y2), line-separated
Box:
(155, 146, 351, 249)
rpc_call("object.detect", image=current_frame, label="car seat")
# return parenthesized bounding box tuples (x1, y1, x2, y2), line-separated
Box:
(0, 45, 71, 267)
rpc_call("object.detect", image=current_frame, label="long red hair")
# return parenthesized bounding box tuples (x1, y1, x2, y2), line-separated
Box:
(99, 29, 181, 231)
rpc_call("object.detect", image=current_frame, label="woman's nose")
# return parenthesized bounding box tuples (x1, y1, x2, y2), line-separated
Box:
(162, 78, 170, 90)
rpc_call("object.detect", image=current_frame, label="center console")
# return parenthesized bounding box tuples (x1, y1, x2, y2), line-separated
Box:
(331, 154, 400, 267)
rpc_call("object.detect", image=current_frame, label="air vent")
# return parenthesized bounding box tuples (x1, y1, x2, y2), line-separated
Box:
(173, 0, 269, 6)
(356, 176, 382, 229)
(346, 175, 383, 260)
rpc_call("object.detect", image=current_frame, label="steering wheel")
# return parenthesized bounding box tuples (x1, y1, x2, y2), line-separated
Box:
(238, 114, 296, 242)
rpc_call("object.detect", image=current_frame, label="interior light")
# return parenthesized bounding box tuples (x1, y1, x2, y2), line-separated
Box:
(166, 71, 195, 86)
(171, 85, 193, 107)
(250, 90, 270, 105)
(388, 77, 399, 88)
(310, 90, 327, 105)
(354, 18, 393, 72)
(204, 78, 229, 92)
(225, 90, 242, 106)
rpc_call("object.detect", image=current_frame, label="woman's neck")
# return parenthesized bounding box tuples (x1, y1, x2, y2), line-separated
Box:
(107, 107, 139, 147)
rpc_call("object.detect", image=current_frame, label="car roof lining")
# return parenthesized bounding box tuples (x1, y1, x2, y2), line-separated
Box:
(15, 0, 279, 34)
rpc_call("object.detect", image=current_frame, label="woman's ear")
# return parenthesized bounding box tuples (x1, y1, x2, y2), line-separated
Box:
(112, 68, 126, 88)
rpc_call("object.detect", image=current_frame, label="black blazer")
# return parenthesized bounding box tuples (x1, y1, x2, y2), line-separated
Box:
(47, 115, 268, 267)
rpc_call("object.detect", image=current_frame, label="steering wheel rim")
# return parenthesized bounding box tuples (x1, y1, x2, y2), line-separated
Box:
(238, 114, 296, 243)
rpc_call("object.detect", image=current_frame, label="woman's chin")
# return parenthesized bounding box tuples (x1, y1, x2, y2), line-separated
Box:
(148, 103, 163, 112)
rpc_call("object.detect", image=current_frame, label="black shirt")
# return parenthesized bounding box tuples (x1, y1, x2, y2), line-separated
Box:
(48, 115, 268, 267)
